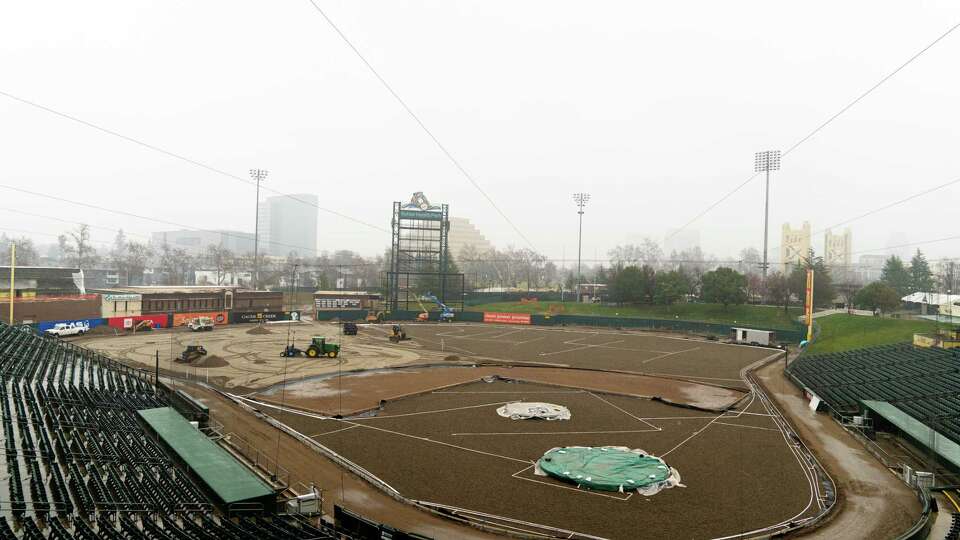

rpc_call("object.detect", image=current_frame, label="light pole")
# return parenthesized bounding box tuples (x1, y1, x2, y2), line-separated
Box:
(250, 169, 268, 290)
(573, 193, 590, 303)
(754, 151, 780, 278)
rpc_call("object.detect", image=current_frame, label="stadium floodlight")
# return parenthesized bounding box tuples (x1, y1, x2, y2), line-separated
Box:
(573, 193, 590, 302)
(754, 151, 780, 278)
(249, 169, 269, 290)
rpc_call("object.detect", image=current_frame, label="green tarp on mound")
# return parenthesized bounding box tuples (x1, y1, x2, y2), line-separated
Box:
(536, 446, 678, 494)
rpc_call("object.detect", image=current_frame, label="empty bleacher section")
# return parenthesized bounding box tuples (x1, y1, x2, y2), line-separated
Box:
(787, 343, 960, 443)
(0, 321, 339, 539)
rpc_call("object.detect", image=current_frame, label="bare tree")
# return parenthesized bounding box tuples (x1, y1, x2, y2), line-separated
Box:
(124, 242, 152, 285)
(608, 239, 663, 269)
(0, 235, 40, 266)
(58, 225, 99, 269)
(205, 245, 235, 285)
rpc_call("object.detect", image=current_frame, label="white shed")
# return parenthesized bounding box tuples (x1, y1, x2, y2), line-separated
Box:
(730, 327, 775, 346)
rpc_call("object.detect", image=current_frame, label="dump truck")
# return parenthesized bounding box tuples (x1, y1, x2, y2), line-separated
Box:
(281, 337, 340, 358)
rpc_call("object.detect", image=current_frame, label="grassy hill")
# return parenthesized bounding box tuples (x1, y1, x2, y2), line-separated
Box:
(467, 301, 802, 330)
(805, 314, 940, 354)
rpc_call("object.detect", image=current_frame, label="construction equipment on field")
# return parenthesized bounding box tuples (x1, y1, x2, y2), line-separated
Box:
(389, 325, 409, 343)
(343, 322, 358, 336)
(133, 320, 154, 332)
(281, 336, 340, 358)
(415, 296, 430, 321)
(366, 310, 384, 323)
(177, 345, 207, 363)
(423, 293, 455, 322)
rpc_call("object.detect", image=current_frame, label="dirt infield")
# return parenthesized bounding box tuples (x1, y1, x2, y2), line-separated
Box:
(78, 322, 429, 390)
(251, 379, 816, 539)
(252, 365, 747, 416)
(391, 324, 776, 389)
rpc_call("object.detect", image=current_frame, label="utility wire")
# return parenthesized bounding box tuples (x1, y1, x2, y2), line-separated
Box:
(0, 89, 388, 233)
(0, 183, 323, 256)
(0, 206, 152, 242)
(304, 0, 537, 252)
(667, 19, 960, 240)
(766, 173, 960, 256)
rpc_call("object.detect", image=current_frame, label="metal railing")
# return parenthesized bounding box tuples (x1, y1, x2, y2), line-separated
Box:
(222, 431, 290, 487)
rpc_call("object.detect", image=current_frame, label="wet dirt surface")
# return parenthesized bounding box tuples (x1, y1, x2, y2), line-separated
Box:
(754, 361, 920, 539)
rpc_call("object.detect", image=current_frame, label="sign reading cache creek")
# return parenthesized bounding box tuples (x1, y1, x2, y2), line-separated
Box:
(535, 446, 683, 495)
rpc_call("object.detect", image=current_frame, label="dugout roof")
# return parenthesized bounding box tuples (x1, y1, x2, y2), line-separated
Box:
(862, 399, 960, 469)
(138, 407, 274, 505)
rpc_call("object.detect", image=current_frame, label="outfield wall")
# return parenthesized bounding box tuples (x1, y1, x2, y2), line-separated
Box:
(309, 309, 803, 342)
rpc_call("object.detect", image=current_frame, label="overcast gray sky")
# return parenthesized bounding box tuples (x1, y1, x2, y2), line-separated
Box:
(1, 1, 959, 263)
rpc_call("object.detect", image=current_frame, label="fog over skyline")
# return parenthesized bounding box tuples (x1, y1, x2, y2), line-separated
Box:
(2, 1, 959, 263)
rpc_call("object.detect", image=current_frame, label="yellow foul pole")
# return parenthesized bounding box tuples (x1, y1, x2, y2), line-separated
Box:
(804, 268, 815, 341)
(8, 243, 15, 325)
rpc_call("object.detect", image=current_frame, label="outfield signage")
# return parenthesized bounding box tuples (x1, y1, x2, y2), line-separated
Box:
(172, 311, 228, 326)
(316, 298, 362, 310)
(483, 312, 531, 325)
(232, 311, 300, 323)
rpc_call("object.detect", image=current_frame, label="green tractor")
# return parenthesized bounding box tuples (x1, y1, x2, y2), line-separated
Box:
(281, 337, 340, 358)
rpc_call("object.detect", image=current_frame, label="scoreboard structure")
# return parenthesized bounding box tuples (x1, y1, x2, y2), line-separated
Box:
(385, 192, 464, 314)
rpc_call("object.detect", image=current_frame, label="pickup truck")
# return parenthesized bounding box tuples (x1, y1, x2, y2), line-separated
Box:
(44, 322, 90, 337)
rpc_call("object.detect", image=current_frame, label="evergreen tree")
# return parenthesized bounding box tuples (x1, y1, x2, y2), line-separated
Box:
(909, 249, 934, 293)
(880, 256, 912, 297)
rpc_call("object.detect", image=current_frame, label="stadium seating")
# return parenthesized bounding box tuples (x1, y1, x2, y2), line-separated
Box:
(0, 321, 342, 539)
(945, 511, 960, 540)
(787, 343, 960, 443)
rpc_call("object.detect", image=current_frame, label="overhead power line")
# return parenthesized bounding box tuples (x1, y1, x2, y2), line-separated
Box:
(304, 0, 537, 252)
(0, 89, 388, 233)
(766, 172, 960, 256)
(0, 206, 152, 242)
(667, 19, 960, 240)
(0, 183, 322, 256)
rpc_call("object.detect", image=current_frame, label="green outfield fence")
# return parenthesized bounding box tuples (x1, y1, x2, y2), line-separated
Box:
(312, 308, 804, 343)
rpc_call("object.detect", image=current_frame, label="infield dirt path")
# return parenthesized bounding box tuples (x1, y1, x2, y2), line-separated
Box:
(755, 361, 920, 539)
(252, 364, 747, 415)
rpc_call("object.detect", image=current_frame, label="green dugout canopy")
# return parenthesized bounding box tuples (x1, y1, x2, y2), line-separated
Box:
(138, 407, 274, 505)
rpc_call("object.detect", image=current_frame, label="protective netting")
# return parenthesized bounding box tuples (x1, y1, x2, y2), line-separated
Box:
(496, 402, 571, 421)
(535, 446, 683, 495)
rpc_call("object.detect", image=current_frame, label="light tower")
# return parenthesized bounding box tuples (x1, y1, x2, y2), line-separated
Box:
(573, 193, 590, 302)
(249, 168, 268, 289)
(754, 151, 780, 277)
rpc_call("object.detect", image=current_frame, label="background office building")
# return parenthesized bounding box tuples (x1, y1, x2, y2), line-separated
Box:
(257, 194, 319, 257)
(151, 230, 255, 257)
(449, 217, 495, 259)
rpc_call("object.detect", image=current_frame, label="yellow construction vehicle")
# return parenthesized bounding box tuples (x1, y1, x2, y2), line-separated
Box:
(389, 325, 409, 343)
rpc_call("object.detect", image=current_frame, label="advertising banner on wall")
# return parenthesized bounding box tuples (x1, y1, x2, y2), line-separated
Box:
(37, 318, 105, 332)
(231, 311, 301, 324)
(107, 314, 169, 329)
(172, 311, 228, 327)
(315, 298, 362, 310)
(483, 312, 531, 325)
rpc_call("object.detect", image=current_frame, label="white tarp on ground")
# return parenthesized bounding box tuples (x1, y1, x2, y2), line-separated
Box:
(497, 402, 571, 421)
